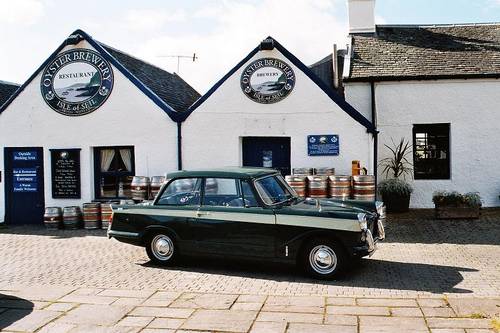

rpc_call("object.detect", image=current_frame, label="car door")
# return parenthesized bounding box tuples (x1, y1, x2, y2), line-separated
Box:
(191, 178, 276, 258)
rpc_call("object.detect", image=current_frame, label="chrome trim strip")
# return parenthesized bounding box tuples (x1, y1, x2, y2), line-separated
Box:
(108, 230, 140, 238)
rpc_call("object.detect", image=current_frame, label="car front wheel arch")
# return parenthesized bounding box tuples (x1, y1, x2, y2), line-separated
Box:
(297, 234, 348, 279)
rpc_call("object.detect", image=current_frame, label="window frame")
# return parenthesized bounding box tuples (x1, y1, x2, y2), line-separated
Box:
(155, 177, 203, 207)
(93, 146, 135, 200)
(412, 123, 451, 180)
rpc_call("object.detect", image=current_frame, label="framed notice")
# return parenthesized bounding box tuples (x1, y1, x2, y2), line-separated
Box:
(307, 135, 340, 156)
(50, 148, 81, 199)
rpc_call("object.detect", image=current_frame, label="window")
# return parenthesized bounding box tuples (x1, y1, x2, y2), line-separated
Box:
(157, 178, 202, 206)
(203, 178, 242, 207)
(94, 146, 135, 199)
(241, 180, 258, 207)
(255, 175, 294, 205)
(413, 124, 450, 179)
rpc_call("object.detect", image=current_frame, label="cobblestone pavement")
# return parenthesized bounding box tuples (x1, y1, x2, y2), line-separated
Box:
(0, 286, 498, 332)
(1, 209, 499, 298)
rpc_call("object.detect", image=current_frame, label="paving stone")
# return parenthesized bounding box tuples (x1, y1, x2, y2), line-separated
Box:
(422, 306, 457, 317)
(266, 295, 324, 307)
(261, 304, 324, 313)
(326, 297, 356, 306)
(181, 309, 257, 332)
(151, 291, 181, 300)
(37, 322, 76, 333)
(69, 324, 141, 333)
(232, 302, 263, 311)
(390, 307, 424, 317)
(359, 316, 428, 333)
(430, 329, 466, 333)
(327, 305, 390, 316)
(113, 298, 145, 306)
(98, 289, 155, 299)
(238, 294, 267, 303)
(2, 286, 74, 302)
(324, 314, 358, 326)
(141, 298, 174, 307)
(418, 298, 449, 308)
(0, 309, 61, 332)
(256, 311, 323, 323)
(58, 294, 118, 305)
(170, 293, 238, 309)
(70, 288, 104, 296)
(447, 298, 500, 318)
(288, 323, 358, 333)
(427, 318, 492, 329)
(43, 302, 76, 312)
(129, 306, 194, 318)
(58, 304, 132, 326)
(249, 321, 287, 333)
(141, 329, 175, 333)
(116, 316, 154, 327)
(357, 298, 418, 307)
(147, 317, 185, 329)
(465, 329, 495, 333)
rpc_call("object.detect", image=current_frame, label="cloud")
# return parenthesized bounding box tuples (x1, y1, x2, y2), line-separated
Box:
(0, 0, 44, 25)
(135, 0, 349, 93)
(125, 8, 186, 31)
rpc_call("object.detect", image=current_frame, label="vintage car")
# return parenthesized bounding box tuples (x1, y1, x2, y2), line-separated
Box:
(108, 168, 385, 279)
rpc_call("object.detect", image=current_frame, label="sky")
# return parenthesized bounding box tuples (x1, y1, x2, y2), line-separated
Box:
(1, 0, 500, 94)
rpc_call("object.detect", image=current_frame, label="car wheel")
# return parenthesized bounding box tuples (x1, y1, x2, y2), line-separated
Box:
(301, 238, 346, 279)
(146, 232, 177, 265)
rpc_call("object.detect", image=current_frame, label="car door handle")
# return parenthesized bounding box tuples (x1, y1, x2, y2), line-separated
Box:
(196, 211, 211, 217)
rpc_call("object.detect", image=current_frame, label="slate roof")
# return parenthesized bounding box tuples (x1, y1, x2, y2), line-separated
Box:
(101, 45, 200, 113)
(309, 50, 346, 95)
(0, 81, 19, 108)
(346, 23, 500, 81)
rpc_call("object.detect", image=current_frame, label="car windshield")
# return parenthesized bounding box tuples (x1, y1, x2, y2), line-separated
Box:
(254, 175, 297, 205)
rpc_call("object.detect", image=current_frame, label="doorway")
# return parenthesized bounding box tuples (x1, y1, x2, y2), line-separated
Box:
(4, 147, 45, 225)
(242, 137, 291, 176)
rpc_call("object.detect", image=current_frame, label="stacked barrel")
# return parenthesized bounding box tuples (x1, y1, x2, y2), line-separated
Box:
(44, 207, 62, 229)
(285, 175, 307, 197)
(62, 206, 82, 230)
(83, 203, 101, 229)
(150, 176, 166, 199)
(131, 176, 150, 201)
(100, 203, 114, 229)
(352, 175, 376, 201)
(329, 175, 352, 200)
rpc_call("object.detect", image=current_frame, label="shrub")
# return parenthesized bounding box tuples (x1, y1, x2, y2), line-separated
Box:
(432, 191, 482, 208)
(378, 178, 413, 197)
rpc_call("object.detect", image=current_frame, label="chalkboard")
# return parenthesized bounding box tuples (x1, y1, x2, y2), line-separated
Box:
(50, 149, 81, 199)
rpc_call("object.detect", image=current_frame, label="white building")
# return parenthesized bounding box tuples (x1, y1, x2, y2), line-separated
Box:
(0, 30, 199, 224)
(335, 0, 500, 207)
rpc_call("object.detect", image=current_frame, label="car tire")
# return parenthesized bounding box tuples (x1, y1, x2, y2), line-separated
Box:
(300, 238, 346, 279)
(145, 232, 177, 265)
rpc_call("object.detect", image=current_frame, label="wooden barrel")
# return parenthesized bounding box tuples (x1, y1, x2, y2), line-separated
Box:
(329, 175, 352, 200)
(292, 167, 314, 176)
(315, 167, 335, 176)
(44, 207, 62, 229)
(352, 175, 376, 201)
(121, 176, 133, 198)
(63, 206, 82, 230)
(307, 175, 328, 198)
(150, 176, 166, 199)
(285, 175, 307, 197)
(100, 202, 116, 229)
(131, 176, 150, 201)
(83, 203, 101, 230)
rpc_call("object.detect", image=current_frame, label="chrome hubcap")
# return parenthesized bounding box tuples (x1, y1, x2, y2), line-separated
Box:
(151, 234, 174, 261)
(309, 245, 337, 275)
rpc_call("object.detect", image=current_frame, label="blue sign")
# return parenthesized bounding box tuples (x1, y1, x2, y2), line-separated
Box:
(13, 151, 37, 161)
(13, 168, 38, 192)
(307, 135, 339, 156)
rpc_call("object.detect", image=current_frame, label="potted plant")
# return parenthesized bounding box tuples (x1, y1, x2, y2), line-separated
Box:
(432, 191, 481, 219)
(378, 138, 413, 213)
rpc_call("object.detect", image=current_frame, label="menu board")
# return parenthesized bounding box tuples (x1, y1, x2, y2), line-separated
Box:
(50, 149, 81, 199)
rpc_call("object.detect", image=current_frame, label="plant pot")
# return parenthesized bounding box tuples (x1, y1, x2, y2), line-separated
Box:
(435, 204, 480, 219)
(381, 193, 410, 213)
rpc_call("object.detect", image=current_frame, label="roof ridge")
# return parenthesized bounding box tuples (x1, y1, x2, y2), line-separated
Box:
(377, 22, 500, 28)
(0, 80, 20, 86)
(97, 41, 177, 77)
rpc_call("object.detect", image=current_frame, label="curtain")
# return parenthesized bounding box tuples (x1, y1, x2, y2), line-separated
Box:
(100, 149, 115, 172)
(119, 149, 132, 172)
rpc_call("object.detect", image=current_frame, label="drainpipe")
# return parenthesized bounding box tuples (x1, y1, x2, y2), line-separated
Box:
(370, 81, 378, 190)
(177, 122, 182, 170)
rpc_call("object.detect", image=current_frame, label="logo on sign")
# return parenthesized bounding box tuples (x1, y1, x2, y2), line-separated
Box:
(40, 49, 114, 116)
(240, 58, 295, 104)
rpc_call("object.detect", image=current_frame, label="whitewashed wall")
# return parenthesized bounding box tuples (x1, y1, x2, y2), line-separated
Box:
(0, 40, 178, 222)
(183, 48, 374, 177)
(345, 79, 500, 208)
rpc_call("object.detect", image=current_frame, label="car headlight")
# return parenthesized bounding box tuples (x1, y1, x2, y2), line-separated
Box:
(357, 213, 367, 230)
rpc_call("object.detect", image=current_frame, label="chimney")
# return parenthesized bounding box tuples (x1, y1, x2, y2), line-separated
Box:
(347, 0, 376, 34)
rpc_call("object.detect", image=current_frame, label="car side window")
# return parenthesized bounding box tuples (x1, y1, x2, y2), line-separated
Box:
(241, 180, 259, 207)
(203, 178, 243, 207)
(156, 178, 202, 206)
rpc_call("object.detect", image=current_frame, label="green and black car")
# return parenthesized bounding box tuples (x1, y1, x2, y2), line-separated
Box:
(108, 167, 385, 279)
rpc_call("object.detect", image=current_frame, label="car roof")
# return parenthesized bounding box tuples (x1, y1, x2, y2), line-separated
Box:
(166, 167, 279, 180)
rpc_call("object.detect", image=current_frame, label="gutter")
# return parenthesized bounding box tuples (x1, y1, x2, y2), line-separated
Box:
(370, 81, 378, 190)
(177, 122, 182, 170)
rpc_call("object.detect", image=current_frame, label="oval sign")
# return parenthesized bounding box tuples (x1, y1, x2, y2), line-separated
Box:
(40, 49, 114, 116)
(240, 58, 295, 104)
